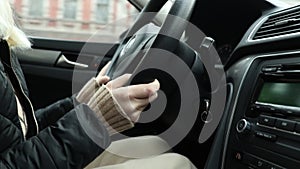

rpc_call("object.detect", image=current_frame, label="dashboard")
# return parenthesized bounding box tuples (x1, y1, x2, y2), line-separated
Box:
(224, 52, 300, 169)
(204, 3, 300, 169)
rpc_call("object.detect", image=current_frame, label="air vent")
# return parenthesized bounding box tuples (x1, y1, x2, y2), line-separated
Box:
(253, 8, 300, 40)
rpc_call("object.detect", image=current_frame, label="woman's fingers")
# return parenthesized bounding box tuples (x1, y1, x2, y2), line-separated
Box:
(127, 93, 158, 122)
(106, 74, 131, 89)
(127, 79, 160, 99)
(98, 61, 111, 76)
(108, 78, 160, 123)
(130, 92, 158, 112)
(95, 61, 111, 85)
(111, 79, 160, 111)
(148, 92, 158, 103)
(95, 76, 110, 86)
(122, 99, 150, 122)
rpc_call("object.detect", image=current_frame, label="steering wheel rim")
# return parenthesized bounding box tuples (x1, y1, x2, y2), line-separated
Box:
(106, 0, 197, 79)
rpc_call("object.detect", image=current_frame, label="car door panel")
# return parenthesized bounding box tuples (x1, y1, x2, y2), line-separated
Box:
(16, 38, 116, 110)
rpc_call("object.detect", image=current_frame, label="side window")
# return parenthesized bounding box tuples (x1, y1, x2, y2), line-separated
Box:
(63, 0, 78, 20)
(12, 0, 138, 43)
(28, 0, 44, 17)
(95, 0, 109, 24)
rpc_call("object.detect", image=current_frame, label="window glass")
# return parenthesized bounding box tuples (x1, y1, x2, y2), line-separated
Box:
(95, 0, 109, 23)
(12, 0, 138, 43)
(28, 0, 44, 17)
(63, 0, 78, 19)
(267, 0, 300, 8)
(283, 0, 300, 6)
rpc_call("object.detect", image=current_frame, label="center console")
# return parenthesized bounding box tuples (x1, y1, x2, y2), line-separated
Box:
(224, 53, 300, 169)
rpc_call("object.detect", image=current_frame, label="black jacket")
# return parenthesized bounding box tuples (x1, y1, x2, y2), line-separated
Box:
(0, 40, 111, 169)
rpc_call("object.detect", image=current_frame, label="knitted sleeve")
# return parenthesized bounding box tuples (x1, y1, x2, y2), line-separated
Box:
(87, 85, 134, 135)
(76, 78, 99, 104)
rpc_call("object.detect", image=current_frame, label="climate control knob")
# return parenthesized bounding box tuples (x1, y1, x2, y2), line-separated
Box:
(236, 119, 251, 133)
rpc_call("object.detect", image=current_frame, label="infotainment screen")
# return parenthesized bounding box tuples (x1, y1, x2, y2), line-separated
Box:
(257, 82, 300, 107)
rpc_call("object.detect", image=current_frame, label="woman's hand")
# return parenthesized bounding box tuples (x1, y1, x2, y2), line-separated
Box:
(80, 62, 160, 135)
(76, 62, 111, 104)
(106, 74, 160, 122)
(95, 61, 111, 85)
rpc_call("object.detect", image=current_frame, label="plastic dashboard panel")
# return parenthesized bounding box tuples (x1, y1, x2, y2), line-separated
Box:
(225, 5, 300, 70)
(204, 4, 300, 169)
(222, 51, 300, 169)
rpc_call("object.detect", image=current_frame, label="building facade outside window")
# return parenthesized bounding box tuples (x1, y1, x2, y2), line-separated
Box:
(63, 0, 78, 20)
(28, 0, 44, 17)
(13, 0, 138, 42)
(95, 0, 109, 24)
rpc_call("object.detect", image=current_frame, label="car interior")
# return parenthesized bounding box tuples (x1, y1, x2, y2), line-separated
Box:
(13, 0, 300, 168)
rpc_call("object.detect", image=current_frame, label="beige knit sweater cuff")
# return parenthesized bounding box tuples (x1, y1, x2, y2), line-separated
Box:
(76, 78, 98, 104)
(87, 85, 134, 135)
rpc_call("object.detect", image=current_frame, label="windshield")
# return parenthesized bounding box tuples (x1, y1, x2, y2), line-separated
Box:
(283, 0, 300, 6)
(268, 0, 300, 8)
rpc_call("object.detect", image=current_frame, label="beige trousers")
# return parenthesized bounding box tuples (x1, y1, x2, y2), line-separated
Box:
(85, 136, 197, 169)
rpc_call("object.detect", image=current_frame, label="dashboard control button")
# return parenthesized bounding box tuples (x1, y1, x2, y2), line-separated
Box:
(257, 160, 264, 168)
(237, 119, 251, 133)
(258, 115, 276, 126)
(241, 153, 285, 169)
(269, 165, 285, 169)
(255, 131, 277, 141)
(295, 123, 300, 133)
(275, 119, 296, 131)
(266, 163, 286, 169)
(243, 154, 267, 169)
(253, 104, 269, 112)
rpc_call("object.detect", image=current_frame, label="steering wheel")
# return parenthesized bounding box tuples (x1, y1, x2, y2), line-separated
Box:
(104, 0, 214, 141)
(106, 0, 197, 81)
